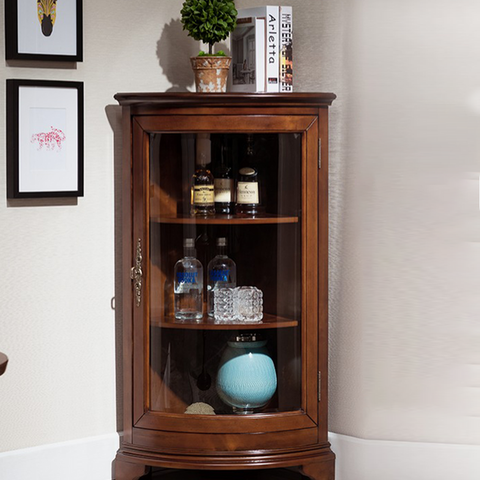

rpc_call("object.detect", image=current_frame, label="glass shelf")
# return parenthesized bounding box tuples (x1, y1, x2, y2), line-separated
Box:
(151, 214, 299, 225)
(151, 313, 299, 330)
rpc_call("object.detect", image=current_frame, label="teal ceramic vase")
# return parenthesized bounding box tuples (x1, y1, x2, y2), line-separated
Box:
(216, 334, 277, 414)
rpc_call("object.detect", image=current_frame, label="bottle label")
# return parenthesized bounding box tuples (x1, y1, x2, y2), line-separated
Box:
(237, 182, 259, 204)
(214, 178, 234, 203)
(177, 271, 198, 284)
(193, 185, 214, 205)
(209, 269, 230, 282)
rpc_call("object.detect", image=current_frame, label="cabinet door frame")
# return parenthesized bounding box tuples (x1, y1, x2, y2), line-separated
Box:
(129, 113, 320, 435)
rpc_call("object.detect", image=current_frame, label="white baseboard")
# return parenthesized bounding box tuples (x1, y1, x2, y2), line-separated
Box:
(329, 432, 480, 480)
(0, 433, 119, 480)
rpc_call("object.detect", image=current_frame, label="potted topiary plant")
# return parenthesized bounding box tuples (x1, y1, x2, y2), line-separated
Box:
(181, 0, 237, 92)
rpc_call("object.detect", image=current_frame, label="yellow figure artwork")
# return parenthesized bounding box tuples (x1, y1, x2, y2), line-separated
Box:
(37, 0, 57, 37)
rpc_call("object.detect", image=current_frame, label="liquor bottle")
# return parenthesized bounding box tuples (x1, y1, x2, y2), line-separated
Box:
(191, 133, 215, 216)
(236, 135, 263, 216)
(174, 238, 204, 321)
(207, 237, 237, 317)
(214, 144, 235, 214)
(236, 166, 262, 215)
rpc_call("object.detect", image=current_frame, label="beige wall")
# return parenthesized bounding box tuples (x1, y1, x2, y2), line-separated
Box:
(0, 0, 479, 455)
(328, 0, 480, 445)
(0, 0, 198, 452)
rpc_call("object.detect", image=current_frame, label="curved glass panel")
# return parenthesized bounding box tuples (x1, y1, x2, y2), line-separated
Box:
(148, 132, 302, 415)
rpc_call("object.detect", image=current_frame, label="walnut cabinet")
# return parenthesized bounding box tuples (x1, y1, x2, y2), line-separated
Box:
(113, 93, 336, 480)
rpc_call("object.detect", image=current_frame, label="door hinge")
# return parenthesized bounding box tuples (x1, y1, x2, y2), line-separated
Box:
(318, 138, 322, 169)
(318, 371, 322, 401)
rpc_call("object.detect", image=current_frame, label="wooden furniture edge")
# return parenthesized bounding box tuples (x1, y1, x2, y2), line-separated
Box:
(116, 444, 335, 470)
(114, 92, 337, 108)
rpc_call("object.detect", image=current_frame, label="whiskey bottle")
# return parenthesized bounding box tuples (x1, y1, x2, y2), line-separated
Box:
(174, 238, 204, 321)
(236, 166, 261, 215)
(207, 237, 237, 317)
(191, 133, 215, 216)
(236, 135, 263, 216)
(214, 145, 235, 215)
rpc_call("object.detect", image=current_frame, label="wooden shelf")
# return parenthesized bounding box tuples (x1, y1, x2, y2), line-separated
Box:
(151, 313, 298, 330)
(151, 214, 299, 225)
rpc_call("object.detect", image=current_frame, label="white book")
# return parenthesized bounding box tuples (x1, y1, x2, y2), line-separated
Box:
(230, 16, 265, 92)
(279, 6, 293, 92)
(235, 6, 280, 92)
(256, 18, 266, 92)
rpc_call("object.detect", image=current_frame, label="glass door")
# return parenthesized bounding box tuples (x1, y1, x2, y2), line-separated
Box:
(132, 115, 319, 434)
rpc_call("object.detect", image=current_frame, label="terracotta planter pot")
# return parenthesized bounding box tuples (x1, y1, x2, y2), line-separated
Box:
(190, 56, 232, 93)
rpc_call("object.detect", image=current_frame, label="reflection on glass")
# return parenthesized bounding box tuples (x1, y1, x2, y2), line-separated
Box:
(149, 133, 303, 415)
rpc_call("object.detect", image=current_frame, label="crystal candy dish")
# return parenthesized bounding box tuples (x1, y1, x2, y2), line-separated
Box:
(213, 286, 263, 323)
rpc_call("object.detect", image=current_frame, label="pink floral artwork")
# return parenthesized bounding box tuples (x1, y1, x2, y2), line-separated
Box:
(31, 126, 66, 151)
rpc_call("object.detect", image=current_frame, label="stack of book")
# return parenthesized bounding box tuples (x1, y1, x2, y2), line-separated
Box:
(229, 6, 293, 93)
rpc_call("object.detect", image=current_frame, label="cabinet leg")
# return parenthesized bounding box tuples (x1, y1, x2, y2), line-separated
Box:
(113, 455, 150, 480)
(296, 459, 335, 480)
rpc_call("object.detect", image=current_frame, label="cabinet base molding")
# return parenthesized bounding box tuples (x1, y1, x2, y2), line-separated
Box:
(295, 459, 335, 480)
(114, 454, 150, 480)
(115, 446, 335, 479)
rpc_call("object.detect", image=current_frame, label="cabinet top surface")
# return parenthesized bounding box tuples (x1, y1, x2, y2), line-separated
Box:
(114, 92, 336, 107)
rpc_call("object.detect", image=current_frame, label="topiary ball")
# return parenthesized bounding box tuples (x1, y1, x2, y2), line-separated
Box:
(181, 0, 237, 49)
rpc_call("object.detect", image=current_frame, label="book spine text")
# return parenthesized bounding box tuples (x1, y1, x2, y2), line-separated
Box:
(280, 6, 293, 92)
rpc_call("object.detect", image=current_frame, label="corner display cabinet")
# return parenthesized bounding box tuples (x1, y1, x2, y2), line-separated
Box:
(113, 93, 336, 480)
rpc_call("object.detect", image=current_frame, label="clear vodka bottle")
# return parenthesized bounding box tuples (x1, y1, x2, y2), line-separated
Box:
(174, 238, 204, 321)
(207, 237, 237, 317)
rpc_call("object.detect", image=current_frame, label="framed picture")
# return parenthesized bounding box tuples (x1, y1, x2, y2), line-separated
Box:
(5, 0, 83, 61)
(7, 79, 84, 198)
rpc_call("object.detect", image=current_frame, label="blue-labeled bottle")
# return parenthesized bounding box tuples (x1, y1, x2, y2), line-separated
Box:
(207, 237, 237, 317)
(174, 238, 203, 321)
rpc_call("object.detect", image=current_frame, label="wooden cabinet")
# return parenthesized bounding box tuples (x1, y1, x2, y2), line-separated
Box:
(113, 93, 336, 480)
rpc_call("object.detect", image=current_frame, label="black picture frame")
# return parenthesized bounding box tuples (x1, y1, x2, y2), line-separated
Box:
(5, 0, 83, 62)
(7, 79, 84, 199)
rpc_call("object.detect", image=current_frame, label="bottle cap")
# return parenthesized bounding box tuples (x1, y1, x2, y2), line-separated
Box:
(196, 133, 211, 166)
(239, 167, 256, 176)
(184, 238, 195, 248)
(217, 237, 227, 247)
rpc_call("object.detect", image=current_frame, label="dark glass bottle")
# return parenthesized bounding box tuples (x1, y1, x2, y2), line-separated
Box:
(236, 135, 264, 216)
(214, 145, 235, 214)
(236, 166, 261, 216)
(191, 134, 215, 216)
